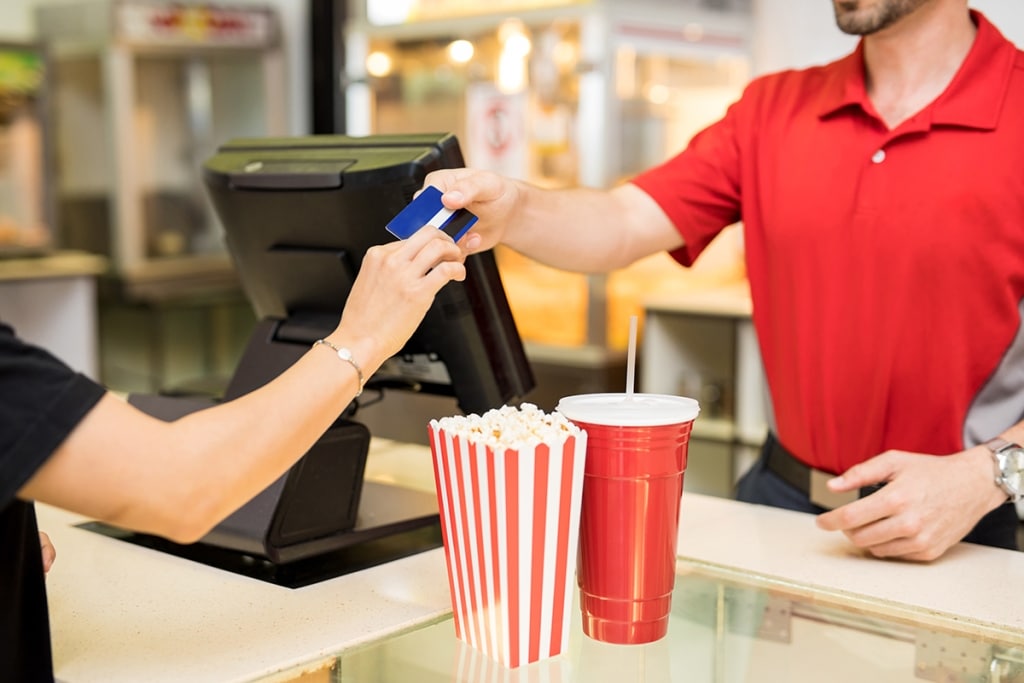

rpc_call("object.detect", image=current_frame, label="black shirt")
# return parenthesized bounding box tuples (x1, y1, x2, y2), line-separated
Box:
(1, 322, 105, 682)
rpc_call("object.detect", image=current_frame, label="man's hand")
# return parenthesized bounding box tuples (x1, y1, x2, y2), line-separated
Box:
(40, 531, 55, 574)
(815, 446, 1007, 561)
(421, 168, 681, 274)
(421, 168, 522, 255)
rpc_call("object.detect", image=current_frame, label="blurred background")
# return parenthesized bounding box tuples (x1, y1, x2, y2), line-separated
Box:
(0, 0, 1020, 496)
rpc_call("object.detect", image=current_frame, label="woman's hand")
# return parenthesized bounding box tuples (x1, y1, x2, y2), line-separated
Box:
(336, 225, 466, 370)
(421, 168, 523, 254)
(40, 531, 55, 573)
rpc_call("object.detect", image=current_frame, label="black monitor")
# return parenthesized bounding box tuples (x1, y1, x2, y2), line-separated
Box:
(202, 132, 534, 414)
(121, 133, 532, 574)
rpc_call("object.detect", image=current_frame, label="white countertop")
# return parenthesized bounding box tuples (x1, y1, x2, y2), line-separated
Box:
(38, 439, 1024, 682)
(41, 440, 452, 683)
(675, 494, 1024, 643)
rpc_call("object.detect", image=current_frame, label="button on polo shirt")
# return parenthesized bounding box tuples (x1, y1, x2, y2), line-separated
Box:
(632, 11, 1024, 474)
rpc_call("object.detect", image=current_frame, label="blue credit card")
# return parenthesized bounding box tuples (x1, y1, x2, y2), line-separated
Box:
(385, 185, 477, 242)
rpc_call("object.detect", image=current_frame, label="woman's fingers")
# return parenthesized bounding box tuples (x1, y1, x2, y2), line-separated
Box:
(39, 531, 56, 573)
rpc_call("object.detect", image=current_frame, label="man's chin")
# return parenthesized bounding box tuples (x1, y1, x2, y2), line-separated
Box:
(834, 7, 885, 36)
(833, 0, 932, 36)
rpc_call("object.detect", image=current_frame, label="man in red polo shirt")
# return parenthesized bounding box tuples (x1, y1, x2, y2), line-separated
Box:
(428, 0, 1024, 561)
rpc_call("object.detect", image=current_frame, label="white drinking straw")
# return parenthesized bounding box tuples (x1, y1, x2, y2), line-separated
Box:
(626, 315, 638, 396)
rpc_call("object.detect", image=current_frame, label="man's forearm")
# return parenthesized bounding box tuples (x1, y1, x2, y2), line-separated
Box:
(503, 181, 681, 273)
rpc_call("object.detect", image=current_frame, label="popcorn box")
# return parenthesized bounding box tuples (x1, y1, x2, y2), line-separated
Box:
(428, 405, 587, 668)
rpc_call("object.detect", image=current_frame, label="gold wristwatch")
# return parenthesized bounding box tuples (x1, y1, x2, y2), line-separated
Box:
(983, 437, 1024, 504)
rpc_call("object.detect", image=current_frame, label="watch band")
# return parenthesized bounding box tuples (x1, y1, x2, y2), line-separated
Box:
(985, 437, 1012, 452)
(983, 437, 1024, 503)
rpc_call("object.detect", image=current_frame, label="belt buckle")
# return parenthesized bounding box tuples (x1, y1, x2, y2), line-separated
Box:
(809, 469, 859, 509)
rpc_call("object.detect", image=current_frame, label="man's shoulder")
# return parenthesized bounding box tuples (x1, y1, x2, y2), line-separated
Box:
(732, 54, 853, 124)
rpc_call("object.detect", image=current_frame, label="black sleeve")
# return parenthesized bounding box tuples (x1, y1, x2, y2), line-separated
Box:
(0, 322, 105, 506)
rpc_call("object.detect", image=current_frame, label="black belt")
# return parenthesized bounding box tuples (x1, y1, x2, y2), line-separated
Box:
(763, 433, 883, 509)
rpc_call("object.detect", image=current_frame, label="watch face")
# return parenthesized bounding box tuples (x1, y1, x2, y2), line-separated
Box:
(997, 448, 1024, 495)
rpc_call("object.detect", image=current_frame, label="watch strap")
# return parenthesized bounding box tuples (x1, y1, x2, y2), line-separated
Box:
(984, 437, 1012, 453)
(983, 437, 1024, 503)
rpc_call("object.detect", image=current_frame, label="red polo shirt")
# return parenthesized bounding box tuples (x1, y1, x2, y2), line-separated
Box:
(632, 11, 1024, 474)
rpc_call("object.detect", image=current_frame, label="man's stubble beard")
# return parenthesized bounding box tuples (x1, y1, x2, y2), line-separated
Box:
(833, 0, 931, 35)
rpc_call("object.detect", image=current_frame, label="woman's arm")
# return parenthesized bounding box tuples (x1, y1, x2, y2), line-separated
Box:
(19, 226, 465, 544)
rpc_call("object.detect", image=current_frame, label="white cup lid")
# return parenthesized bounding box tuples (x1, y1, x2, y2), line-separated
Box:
(555, 393, 699, 427)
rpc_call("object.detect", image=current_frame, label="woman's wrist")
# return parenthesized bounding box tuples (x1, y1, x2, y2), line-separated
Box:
(323, 331, 385, 382)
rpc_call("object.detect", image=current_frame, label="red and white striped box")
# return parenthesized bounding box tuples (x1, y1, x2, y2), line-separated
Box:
(428, 405, 587, 668)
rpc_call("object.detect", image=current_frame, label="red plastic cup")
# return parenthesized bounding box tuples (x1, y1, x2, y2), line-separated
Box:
(556, 393, 699, 645)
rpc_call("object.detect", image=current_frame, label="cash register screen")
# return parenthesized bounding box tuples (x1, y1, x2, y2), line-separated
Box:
(201, 133, 534, 414)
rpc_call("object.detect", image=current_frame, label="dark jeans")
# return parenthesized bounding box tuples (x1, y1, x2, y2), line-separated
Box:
(735, 439, 1020, 551)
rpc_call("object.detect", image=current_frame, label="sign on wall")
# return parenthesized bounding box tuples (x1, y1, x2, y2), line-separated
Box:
(465, 83, 528, 180)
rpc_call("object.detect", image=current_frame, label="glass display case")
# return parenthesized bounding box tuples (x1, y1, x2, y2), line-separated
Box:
(343, 0, 752, 351)
(0, 41, 54, 256)
(261, 557, 1024, 683)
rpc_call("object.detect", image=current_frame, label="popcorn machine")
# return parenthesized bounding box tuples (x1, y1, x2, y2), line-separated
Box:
(35, 1, 289, 393)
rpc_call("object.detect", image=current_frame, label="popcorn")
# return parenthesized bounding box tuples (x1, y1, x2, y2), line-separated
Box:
(427, 403, 588, 668)
(430, 403, 581, 452)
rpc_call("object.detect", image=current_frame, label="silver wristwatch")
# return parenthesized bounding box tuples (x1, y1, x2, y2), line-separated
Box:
(983, 437, 1024, 504)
